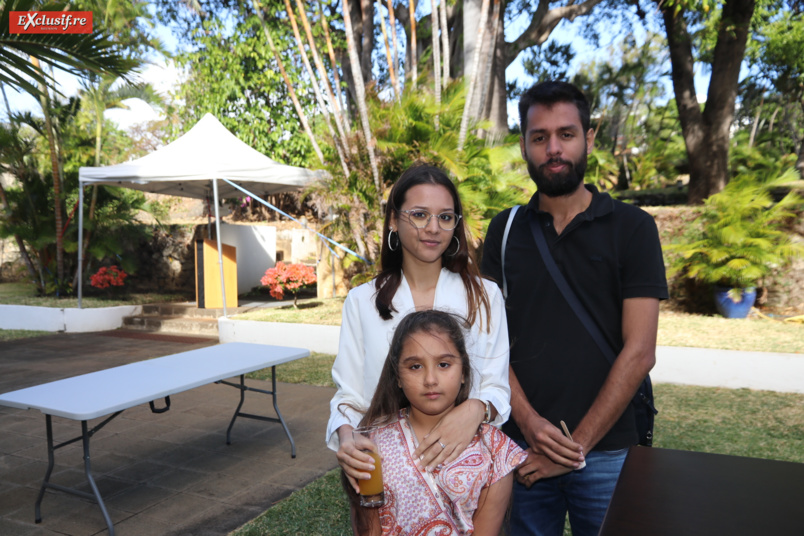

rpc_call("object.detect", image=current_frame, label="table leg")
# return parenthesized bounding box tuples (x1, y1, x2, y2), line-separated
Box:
(221, 369, 296, 457)
(33, 414, 121, 535)
(34, 415, 55, 524)
(81, 420, 115, 535)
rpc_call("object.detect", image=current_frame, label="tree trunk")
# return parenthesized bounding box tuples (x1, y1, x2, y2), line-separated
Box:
(343, 0, 382, 198)
(457, 0, 491, 151)
(797, 100, 804, 179)
(378, 2, 401, 100)
(359, 0, 374, 84)
(318, 0, 351, 131)
(476, 0, 501, 130)
(30, 56, 64, 288)
(282, 0, 351, 178)
(299, 0, 350, 145)
(409, 0, 418, 88)
(387, 0, 402, 93)
(661, 0, 755, 204)
(430, 0, 442, 129)
(254, 2, 326, 165)
(439, 0, 450, 85)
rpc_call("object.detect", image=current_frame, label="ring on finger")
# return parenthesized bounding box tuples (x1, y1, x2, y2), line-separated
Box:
(439, 441, 446, 449)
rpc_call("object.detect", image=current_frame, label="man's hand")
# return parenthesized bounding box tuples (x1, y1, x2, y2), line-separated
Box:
(515, 449, 574, 488)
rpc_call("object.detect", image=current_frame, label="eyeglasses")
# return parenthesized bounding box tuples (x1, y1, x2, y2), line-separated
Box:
(399, 209, 462, 231)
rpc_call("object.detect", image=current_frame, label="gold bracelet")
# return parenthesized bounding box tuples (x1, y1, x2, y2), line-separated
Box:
(482, 400, 491, 424)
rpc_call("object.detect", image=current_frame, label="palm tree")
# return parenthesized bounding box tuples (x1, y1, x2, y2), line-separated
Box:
(409, 0, 418, 89)
(458, 0, 491, 151)
(1, 0, 136, 292)
(342, 0, 381, 198)
(430, 0, 442, 128)
(76, 73, 163, 283)
(0, 0, 135, 102)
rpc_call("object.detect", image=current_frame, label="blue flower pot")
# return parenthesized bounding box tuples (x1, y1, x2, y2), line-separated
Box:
(713, 286, 757, 319)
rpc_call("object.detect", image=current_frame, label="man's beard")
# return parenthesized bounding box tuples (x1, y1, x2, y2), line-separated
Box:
(526, 150, 587, 198)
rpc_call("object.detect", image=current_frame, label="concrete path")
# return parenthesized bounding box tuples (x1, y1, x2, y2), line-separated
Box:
(0, 331, 338, 536)
(653, 346, 804, 394)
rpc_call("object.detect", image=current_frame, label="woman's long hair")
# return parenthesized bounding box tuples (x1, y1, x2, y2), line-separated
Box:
(374, 163, 491, 329)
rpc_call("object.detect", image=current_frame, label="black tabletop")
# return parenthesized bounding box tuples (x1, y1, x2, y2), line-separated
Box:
(599, 446, 804, 536)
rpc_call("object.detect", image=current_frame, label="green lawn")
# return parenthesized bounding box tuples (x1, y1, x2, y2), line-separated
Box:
(230, 383, 804, 536)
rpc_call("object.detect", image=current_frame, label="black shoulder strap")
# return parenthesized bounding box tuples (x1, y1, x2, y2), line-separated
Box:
(527, 213, 618, 364)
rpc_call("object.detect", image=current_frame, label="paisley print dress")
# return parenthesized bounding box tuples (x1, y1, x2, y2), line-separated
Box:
(374, 411, 526, 535)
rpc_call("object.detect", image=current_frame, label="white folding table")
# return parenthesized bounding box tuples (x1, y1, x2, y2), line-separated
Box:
(0, 342, 310, 536)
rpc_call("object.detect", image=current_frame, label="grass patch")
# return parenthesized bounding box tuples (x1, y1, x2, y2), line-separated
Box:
(247, 352, 336, 388)
(0, 329, 52, 341)
(230, 383, 804, 535)
(231, 469, 350, 536)
(233, 298, 345, 326)
(658, 311, 804, 353)
(0, 282, 192, 308)
(653, 384, 804, 462)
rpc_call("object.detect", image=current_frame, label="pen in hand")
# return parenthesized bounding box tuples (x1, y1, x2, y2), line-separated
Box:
(560, 420, 586, 469)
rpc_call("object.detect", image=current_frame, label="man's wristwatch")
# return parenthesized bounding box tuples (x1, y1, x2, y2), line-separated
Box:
(481, 400, 492, 424)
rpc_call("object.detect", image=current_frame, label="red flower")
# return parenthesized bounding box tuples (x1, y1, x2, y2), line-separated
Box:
(90, 265, 128, 289)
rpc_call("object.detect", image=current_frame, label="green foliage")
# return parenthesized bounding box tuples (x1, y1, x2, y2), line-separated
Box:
(667, 171, 804, 289)
(0, 110, 155, 296)
(586, 149, 619, 191)
(173, 14, 314, 167)
(306, 76, 532, 269)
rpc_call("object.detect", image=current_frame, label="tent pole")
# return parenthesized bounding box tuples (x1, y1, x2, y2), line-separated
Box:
(212, 179, 228, 317)
(78, 182, 84, 309)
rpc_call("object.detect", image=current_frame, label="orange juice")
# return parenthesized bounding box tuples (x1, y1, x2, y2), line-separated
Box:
(358, 450, 384, 496)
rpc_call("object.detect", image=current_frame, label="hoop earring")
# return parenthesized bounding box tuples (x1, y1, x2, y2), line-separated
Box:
(388, 229, 400, 251)
(445, 236, 460, 257)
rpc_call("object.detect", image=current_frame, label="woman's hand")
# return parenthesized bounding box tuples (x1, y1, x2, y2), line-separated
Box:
(413, 399, 485, 471)
(336, 425, 378, 494)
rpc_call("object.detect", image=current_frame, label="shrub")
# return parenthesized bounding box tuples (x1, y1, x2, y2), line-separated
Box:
(261, 262, 317, 307)
(89, 265, 128, 289)
(666, 171, 804, 292)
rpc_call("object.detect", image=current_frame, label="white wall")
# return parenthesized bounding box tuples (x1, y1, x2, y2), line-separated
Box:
(218, 318, 340, 354)
(0, 304, 142, 332)
(219, 223, 277, 294)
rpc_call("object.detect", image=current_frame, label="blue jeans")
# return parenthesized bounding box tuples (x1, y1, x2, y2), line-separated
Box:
(508, 445, 628, 536)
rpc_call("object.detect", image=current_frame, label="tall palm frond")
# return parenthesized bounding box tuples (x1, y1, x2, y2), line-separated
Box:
(0, 0, 137, 100)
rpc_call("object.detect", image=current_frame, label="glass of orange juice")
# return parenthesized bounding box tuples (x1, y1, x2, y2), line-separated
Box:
(353, 426, 384, 507)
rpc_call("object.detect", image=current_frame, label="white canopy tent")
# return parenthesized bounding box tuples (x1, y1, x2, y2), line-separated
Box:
(78, 113, 322, 315)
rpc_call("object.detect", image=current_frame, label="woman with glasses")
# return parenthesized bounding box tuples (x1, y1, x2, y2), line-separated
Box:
(327, 163, 511, 497)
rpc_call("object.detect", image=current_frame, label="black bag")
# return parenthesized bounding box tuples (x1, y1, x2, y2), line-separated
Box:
(634, 377, 657, 446)
(501, 206, 657, 446)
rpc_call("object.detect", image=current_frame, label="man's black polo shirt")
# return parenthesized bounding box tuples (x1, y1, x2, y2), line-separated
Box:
(482, 185, 668, 450)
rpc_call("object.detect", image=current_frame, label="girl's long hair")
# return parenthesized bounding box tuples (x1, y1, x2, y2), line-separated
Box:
(374, 163, 491, 329)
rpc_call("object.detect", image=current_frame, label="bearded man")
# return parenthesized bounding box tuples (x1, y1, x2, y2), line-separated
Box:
(481, 81, 668, 536)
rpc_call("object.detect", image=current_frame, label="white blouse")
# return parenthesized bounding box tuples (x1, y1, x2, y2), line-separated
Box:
(326, 268, 511, 450)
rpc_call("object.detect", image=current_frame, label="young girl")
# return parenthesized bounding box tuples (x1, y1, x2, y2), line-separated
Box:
(344, 310, 526, 536)
(328, 164, 511, 491)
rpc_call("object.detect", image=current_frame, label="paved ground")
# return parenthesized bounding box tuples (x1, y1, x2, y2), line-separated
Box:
(0, 331, 338, 536)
